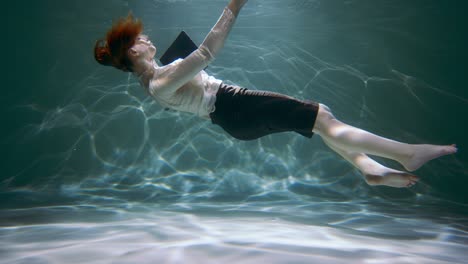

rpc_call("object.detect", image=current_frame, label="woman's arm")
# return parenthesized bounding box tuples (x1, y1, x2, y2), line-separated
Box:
(151, 0, 247, 96)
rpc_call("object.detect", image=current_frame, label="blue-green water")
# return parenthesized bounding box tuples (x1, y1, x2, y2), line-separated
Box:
(3, 0, 468, 263)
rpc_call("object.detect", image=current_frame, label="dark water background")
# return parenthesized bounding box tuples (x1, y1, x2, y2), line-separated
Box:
(3, 0, 468, 263)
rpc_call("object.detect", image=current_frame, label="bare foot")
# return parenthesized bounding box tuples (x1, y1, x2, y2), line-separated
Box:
(365, 172, 420, 188)
(402, 144, 457, 172)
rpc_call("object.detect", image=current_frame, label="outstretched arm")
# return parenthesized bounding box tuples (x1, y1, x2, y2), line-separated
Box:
(150, 0, 248, 96)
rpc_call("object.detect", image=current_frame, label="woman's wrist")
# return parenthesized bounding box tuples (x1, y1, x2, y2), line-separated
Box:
(227, 2, 239, 17)
(227, 0, 245, 17)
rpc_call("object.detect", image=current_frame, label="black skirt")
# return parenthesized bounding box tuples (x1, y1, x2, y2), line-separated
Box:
(209, 84, 319, 141)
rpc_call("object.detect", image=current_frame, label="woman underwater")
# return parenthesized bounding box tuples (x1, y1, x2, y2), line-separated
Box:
(94, 0, 457, 188)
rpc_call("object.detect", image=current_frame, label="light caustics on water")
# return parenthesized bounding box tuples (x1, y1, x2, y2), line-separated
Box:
(3, 39, 467, 263)
(8, 39, 464, 204)
(2, 206, 467, 264)
(3, 2, 468, 263)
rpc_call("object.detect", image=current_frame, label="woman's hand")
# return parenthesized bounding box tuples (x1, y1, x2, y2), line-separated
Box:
(227, 0, 248, 17)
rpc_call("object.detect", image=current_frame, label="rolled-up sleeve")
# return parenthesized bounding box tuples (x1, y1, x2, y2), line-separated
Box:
(152, 8, 236, 95)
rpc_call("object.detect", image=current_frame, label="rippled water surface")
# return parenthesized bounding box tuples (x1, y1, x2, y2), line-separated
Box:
(3, 0, 468, 263)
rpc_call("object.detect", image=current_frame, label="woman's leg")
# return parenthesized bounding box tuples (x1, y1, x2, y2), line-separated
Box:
(313, 104, 457, 171)
(322, 138, 419, 187)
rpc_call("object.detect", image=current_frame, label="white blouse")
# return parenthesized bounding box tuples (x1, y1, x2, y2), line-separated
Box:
(145, 7, 236, 117)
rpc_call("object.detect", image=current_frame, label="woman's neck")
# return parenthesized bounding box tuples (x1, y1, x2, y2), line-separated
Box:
(134, 58, 157, 80)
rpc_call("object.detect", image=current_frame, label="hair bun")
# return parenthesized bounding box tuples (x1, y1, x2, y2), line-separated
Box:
(94, 39, 113, 66)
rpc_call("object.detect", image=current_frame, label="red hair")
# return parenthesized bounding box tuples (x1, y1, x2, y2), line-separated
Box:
(94, 13, 143, 72)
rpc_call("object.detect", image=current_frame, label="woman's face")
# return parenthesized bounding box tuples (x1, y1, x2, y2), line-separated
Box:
(131, 34, 157, 60)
